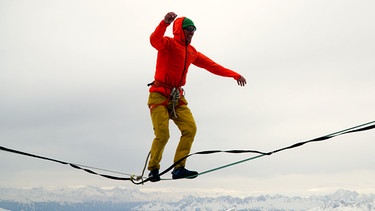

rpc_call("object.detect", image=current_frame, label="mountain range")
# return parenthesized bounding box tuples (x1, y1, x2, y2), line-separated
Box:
(0, 186, 374, 210)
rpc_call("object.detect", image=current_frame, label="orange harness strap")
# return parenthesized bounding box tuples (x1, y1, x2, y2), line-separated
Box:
(148, 96, 187, 113)
(148, 80, 186, 116)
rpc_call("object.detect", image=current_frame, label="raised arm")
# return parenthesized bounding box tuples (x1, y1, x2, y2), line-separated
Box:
(150, 12, 177, 50)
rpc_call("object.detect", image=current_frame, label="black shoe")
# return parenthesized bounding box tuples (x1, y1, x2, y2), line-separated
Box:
(148, 169, 160, 182)
(172, 167, 198, 179)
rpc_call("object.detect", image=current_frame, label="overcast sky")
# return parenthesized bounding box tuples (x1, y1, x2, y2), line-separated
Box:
(1, 0, 374, 197)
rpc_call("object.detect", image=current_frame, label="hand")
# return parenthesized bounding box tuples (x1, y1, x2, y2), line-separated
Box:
(237, 76, 247, 86)
(164, 12, 177, 24)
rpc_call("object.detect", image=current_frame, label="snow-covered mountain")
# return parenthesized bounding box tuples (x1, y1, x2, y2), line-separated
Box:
(0, 186, 374, 211)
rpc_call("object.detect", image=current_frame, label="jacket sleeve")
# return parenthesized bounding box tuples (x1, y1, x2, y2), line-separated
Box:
(150, 20, 170, 50)
(193, 52, 241, 80)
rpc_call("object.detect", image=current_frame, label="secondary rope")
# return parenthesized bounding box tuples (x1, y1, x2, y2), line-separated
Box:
(1, 120, 374, 184)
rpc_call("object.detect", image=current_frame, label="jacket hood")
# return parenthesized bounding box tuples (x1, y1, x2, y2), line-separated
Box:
(173, 17, 187, 45)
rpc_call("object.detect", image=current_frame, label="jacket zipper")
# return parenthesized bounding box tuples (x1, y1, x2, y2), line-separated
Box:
(177, 44, 188, 87)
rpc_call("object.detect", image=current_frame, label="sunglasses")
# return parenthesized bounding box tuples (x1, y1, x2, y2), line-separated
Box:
(183, 26, 196, 32)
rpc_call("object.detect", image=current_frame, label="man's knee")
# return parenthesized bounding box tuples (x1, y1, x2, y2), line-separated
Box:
(154, 127, 170, 143)
(183, 121, 197, 138)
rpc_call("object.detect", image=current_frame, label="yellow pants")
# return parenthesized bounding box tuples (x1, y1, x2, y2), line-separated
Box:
(147, 92, 197, 170)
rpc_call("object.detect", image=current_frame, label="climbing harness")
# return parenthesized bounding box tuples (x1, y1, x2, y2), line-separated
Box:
(147, 80, 184, 118)
(169, 87, 181, 118)
(1, 120, 374, 185)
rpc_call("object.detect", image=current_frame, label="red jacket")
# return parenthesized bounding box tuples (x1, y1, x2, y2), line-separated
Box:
(149, 17, 241, 96)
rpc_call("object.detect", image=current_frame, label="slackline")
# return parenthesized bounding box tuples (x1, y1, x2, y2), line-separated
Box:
(1, 120, 374, 185)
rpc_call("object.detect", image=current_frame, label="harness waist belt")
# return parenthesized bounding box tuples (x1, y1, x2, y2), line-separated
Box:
(148, 80, 181, 90)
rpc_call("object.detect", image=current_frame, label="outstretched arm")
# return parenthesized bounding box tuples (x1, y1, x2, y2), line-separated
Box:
(193, 52, 247, 87)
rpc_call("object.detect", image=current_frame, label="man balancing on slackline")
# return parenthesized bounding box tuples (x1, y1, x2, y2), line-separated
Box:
(146, 12, 247, 182)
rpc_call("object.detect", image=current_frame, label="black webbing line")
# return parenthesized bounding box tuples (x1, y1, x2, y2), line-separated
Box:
(0, 145, 68, 165)
(132, 120, 375, 184)
(270, 121, 375, 154)
(0, 146, 131, 181)
(1, 120, 374, 184)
